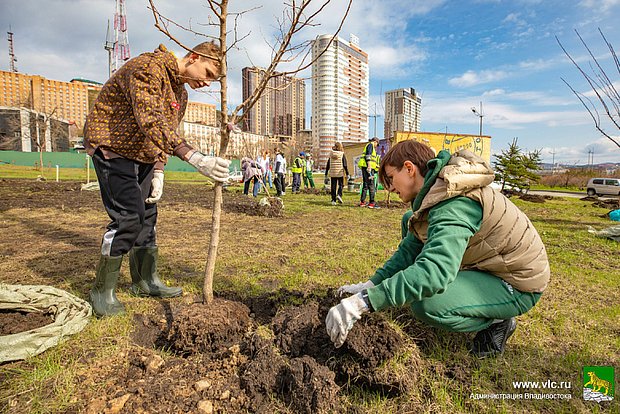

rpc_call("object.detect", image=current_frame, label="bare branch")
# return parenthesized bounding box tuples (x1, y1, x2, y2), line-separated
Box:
(149, 0, 220, 61)
(557, 32, 620, 149)
(233, 0, 353, 123)
(561, 77, 620, 148)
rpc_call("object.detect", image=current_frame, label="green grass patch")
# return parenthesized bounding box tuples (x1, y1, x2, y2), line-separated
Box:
(0, 181, 618, 413)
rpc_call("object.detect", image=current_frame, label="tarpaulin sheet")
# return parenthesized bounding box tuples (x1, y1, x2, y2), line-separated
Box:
(0, 284, 91, 362)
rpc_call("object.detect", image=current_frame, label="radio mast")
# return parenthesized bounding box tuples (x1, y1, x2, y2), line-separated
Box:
(7, 28, 17, 72)
(111, 0, 130, 74)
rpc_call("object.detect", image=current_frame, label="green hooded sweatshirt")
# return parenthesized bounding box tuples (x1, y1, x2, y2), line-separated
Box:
(367, 150, 484, 311)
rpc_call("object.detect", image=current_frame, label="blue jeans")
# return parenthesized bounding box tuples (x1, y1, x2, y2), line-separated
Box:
(264, 171, 273, 188)
(243, 177, 260, 197)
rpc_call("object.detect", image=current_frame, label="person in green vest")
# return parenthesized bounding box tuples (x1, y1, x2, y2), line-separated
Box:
(291, 152, 304, 193)
(358, 137, 379, 208)
(303, 153, 315, 189)
(326, 140, 549, 358)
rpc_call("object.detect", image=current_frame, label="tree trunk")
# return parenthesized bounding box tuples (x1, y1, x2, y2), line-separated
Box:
(203, 0, 229, 305)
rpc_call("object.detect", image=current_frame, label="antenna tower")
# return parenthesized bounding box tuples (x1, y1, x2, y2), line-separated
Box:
(7, 28, 17, 72)
(104, 20, 114, 78)
(112, 0, 130, 73)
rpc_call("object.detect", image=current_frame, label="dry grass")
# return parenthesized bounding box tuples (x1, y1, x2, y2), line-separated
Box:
(0, 177, 618, 413)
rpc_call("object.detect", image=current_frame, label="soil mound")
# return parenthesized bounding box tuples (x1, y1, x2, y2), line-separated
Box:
(224, 195, 284, 217)
(166, 298, 251, 357)
(0, 310, 53, 335)
(101, 291, 424, 413)
(519, 194, 547, 203)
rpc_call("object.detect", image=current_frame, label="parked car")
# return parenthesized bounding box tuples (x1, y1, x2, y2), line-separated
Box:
(586, 177, 620, 196)
(227, 171, 243, 183)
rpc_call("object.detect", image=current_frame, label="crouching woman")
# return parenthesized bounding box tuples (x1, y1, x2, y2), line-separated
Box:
(326, 140, 549, 358)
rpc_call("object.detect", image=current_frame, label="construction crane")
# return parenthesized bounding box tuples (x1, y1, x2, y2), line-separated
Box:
(7, 28, 17, 72)
(368, 102, 380, 139)
(105, 0, 131, 76)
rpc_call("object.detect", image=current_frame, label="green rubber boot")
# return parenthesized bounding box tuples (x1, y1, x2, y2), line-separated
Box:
(89, 255, 125, 317)
(129, 246, 182, 298)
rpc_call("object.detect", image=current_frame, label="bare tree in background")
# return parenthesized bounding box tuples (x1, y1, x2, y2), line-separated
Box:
(149, 0, 352, 304)
(557, 29, 620, 149)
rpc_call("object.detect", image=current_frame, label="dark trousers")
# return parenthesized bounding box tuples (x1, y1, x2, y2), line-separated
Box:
(275, 172, 286, 196)
(330, 177, 344, 202)
(361, 167, 376, 203)
(92, 149, 157, 257)
(243, 176, 260, 197)
(292, 173, 302, 192)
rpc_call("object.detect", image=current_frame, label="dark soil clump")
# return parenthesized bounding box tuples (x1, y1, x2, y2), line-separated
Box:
(166, 299, 251, 357)
(0, 310, 53, 335)
(300, 187, 328, 195)
(224, 195, 284, 217)
(279, 355, 340, 413)
(594, 199, 620, 210)
(116, 290, 423, 413)
(519, 193, 547, 203)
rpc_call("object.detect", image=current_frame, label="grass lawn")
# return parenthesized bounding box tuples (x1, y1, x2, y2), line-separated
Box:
(0, 168, 618, 413)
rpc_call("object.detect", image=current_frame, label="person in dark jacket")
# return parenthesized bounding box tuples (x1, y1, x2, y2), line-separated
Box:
(84, 42, 230, 317)
(326, 140, 549, 358)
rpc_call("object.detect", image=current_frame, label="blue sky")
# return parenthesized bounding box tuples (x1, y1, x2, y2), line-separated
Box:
(1, 0, 619, 164)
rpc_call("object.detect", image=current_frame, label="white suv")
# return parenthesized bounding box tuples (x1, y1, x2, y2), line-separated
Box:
(586, 178, 620, 196)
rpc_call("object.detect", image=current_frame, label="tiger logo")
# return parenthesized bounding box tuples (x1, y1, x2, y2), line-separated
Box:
(585, 371, 611, 396)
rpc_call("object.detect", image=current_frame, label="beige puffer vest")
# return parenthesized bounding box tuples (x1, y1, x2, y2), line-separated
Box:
(329, 150, 345, 178)
(410, 151, 550, 293)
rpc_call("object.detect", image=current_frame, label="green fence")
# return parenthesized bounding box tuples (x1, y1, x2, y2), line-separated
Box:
(0, 150, 240, 172)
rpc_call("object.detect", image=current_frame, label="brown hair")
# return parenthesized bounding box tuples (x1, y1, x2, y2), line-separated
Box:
(186, 42, 221, 66)
(332, 142, 343, 151)
(378, 140, 436, 188)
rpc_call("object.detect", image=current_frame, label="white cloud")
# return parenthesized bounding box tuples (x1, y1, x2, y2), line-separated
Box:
(579, 0, 620, 13)
(502, 13, 526, 26)
(540, 137, 620, 164)
(482, 89, 574, 106)
(448, 70, 509, 87)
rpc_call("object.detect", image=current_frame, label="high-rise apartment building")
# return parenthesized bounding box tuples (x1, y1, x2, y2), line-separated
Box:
(1, 70, 217, 146)
(241, 67, 305, 142)
(185, 101, 217, 126)
(384, 87, 421, 140)
(0, 70, 102, 129)
(311, 34, 369, 168)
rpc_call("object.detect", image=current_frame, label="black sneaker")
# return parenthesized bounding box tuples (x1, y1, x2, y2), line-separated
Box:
(470, 317, 517, 358)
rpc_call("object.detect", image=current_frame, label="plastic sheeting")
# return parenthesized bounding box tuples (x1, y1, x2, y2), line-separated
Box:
(588, 225, 620, 242)
(0, 284, 92, 363)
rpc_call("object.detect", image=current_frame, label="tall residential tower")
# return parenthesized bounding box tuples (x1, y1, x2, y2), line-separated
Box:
(241, 67, 305, 143)
(384, 87, 421, 140)
(311, 34, 369, 168)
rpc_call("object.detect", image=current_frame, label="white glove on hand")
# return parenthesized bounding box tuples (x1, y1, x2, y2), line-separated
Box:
(145, 170, 164, 204)
(337, 280, 375, 297)
(187, 151, 231, 182)
(325, 292, 369, 348)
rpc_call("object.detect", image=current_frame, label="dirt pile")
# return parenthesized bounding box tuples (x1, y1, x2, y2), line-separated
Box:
(519, 193, 548, 203)
(94, 291, 424, 413)
(224, 196, 284, 217)
(0, 310, 53, 335)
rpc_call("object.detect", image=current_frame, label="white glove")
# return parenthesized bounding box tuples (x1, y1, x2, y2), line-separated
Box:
(187, 151, 231, 182)
(325, 292, 369, 348)
(145, 170, 164, 204)
(337, 280, 374, 297)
